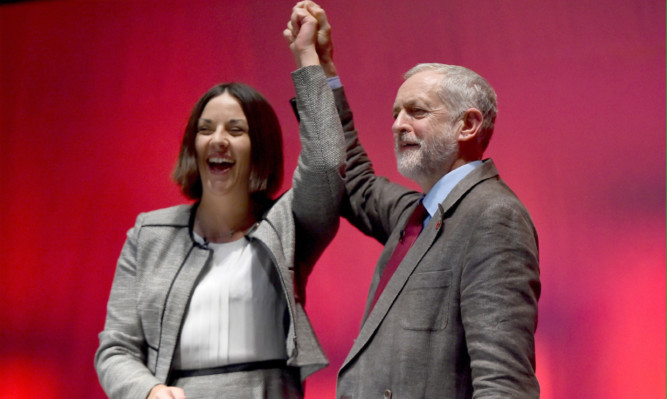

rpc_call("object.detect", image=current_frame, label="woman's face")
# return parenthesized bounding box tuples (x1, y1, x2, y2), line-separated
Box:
(195, 92, 252, 199)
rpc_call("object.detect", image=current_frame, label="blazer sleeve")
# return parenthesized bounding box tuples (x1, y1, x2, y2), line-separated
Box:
(289, 66, 345, 278)
(331, 86, 420, 245)
(461, 195, 541, 397)
(94, 215, 162, 399)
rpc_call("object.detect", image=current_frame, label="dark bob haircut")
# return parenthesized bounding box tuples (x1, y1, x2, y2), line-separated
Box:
(172, 83, 284, 202)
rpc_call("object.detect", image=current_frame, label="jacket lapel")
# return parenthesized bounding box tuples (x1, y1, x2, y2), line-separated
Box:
(340, 159, 500, 371)
(149, 205, 212, 382)
(154, 243, 210, 381)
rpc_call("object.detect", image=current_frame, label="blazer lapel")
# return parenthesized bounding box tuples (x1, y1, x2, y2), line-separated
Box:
(341, 209, 443, 367)
(340, 159, 500, 371)
(154, 241, 211, 381)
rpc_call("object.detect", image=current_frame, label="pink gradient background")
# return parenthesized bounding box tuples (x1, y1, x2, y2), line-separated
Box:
(1, 1, 664, 398)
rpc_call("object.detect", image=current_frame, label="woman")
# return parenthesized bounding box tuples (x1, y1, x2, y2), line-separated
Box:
(95, 12, 344, 398)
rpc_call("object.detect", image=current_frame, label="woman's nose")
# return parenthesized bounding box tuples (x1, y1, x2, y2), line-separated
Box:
(210, 126, 230, 147)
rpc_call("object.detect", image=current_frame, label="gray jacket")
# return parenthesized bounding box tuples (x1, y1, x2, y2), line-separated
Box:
(95, 66, 344, 399)
(334, 87, 541, 398)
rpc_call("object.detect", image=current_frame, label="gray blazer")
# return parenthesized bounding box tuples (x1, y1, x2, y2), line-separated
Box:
(95, 66, 345, 399)
(334, 88, 541, 398)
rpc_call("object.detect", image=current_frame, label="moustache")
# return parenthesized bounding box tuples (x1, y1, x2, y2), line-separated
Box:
(395, 132, 422, 147)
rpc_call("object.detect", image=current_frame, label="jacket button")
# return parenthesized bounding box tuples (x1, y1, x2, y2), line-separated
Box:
(383, 389, 392, 398)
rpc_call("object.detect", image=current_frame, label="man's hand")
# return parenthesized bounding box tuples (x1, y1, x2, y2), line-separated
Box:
(147, 384, 186, 399)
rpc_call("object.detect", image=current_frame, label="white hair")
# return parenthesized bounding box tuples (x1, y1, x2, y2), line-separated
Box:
(404, 63, 498, 150)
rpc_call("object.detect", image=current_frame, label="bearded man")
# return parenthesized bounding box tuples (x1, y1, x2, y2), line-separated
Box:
(286, 3, 541, 397)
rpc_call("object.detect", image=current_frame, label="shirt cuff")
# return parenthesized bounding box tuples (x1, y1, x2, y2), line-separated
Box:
(327, 76, 342, 90)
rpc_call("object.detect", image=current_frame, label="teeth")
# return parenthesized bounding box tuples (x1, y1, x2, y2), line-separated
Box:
(208, 157, 233, 164)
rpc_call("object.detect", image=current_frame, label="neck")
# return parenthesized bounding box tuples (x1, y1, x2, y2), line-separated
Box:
(195, 192, 256, 243)
(417, 156, 480, 193)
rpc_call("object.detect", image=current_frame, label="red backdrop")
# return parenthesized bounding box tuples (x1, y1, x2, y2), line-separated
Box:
(1, 1, 664, 398)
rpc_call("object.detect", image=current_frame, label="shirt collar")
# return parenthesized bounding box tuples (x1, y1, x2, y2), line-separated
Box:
(422, 160, 483, 218)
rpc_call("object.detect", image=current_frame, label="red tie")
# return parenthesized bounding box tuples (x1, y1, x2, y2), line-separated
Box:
(369, 202, 428, 312)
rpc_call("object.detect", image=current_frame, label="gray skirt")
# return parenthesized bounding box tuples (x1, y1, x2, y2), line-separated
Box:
(171, 367, 303, 399)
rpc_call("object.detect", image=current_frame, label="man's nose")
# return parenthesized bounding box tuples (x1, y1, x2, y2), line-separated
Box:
(392, 111, 409, 134)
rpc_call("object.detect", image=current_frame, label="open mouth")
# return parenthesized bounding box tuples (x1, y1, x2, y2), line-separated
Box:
(396, 132, 421, 151)
(207, 156, 234, 173)
(398, 140, 420, 151)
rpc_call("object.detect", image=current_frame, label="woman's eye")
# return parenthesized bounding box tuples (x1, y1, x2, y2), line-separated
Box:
(229, 127, 247, 135)
(197, 127, 212, 135)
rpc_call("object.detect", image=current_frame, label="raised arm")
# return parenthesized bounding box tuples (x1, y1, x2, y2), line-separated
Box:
(289, 2, 418, 244)
(284, 3, 346, 279)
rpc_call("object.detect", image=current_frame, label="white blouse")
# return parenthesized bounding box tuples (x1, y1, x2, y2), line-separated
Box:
(172, 235, 288, 370)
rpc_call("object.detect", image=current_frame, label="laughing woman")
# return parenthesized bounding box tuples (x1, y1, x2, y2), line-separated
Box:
(94, 11, 343, 399)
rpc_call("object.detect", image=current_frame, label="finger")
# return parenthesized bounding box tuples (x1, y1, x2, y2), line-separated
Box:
(170, 387, 186, 399)
(290, 7, 310, 33)
(293, 7, 315, 29)
(290, 1, 313, 25)
(305, 2, 325, 22)
(290, 9, 300, 33)
(286, 20, 297, 38)
(283, 28, 295, 43)
(308, 4, 330, 32)
(294, 0, 313, 10)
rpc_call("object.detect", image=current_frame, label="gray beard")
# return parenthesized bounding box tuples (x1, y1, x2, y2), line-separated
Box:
(395, 131, 457, 183)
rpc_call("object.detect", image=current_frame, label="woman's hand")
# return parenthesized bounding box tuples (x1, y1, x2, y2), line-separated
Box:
(147, 384, 186, 399)
(303, 1, 337, 77)
(284, 2, 320, 68)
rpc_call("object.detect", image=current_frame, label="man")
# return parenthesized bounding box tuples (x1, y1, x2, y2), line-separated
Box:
(286, 3, 541, 398)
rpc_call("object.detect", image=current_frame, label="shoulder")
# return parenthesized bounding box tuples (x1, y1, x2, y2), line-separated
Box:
(451, 161, 534, 227)
(135, 204, 193, 228)
(471, 163, 527, 210)
(257, 190, 294, 229)
(462, 179, 538, 249)
(125, 204, 194, 251)
(456, 160, 520, 205)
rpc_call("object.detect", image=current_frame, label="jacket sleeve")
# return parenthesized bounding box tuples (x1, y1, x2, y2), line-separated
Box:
(289, 66, 345, 283)
(95, 215, 162, 399)
(461, 197, 541, 397)
(331, 85, 419, 245)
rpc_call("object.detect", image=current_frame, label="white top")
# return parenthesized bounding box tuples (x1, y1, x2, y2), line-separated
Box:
(172, 234, 288, 370)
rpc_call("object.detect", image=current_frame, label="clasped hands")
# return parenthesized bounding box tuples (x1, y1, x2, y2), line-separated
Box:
(284, 1, 337, 76)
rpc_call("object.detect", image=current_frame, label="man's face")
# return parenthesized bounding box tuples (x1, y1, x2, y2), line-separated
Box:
(392, 70, 459, 190)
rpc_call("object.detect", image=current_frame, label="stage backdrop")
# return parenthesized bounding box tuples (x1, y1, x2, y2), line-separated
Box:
(1, 0, 664, 398)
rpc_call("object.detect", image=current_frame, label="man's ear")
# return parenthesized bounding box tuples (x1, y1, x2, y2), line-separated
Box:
(457, 108, 483, 143)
